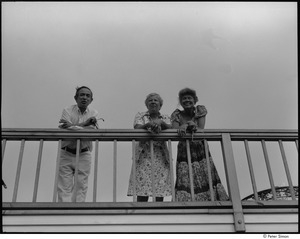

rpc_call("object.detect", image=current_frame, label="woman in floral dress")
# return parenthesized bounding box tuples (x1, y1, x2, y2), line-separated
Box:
(127, 93, 172, 202)
(171, 88, 229, 202)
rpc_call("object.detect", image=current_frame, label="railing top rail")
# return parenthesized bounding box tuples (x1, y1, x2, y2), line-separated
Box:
(2, 128, 298, 132)
(1, 128, 298, 141)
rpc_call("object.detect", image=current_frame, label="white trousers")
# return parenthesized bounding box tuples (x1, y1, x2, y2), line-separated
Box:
(57, 149, 91, 202)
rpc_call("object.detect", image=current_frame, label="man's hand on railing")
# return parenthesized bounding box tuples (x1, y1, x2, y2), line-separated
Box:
(84, 117, 98, 126)
(59, 117, 103, 129)
(83, 117, 105, 129)
(59, 119, 73, 129)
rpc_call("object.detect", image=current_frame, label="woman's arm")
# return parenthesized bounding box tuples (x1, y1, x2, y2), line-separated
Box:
(134, 123, 151, 130)
(172, 120, 189, 137)
(152, 118, 171, 130)
(171, 120, 181, 129)
(196, 116, 206, 130)
(160, 121, 172, 130)
(195, 105, 207, 129)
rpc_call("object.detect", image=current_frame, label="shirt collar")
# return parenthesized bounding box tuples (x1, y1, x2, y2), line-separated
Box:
(145, 111, 163, 118)
(75, 105, 89, 115)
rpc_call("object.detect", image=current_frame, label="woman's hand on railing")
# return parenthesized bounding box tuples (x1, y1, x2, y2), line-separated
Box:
(177, 121, 199, 137)
(186, 121, 198, 133)
(147, 120, 162, 134)
(177, 124, 188, 137)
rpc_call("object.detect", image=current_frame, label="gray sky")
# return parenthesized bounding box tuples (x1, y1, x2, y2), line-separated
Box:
(2, 2, 298, 202)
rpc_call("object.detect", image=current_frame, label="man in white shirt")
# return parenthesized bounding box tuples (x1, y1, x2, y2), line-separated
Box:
(57, 86, 100, 202)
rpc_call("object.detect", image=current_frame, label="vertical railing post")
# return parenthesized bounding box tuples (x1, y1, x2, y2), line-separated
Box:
(168, 140, 175, 201)
(244, 140, 259, 201)
(53, 140, 62, 202)
(278, 140, 296, 200)
(2, 139, 7, 189)
(221, 133, 245, 232)
(113, 140, 117, 202)
(33, 139, 44, 202)
(72, 139, 81, 203)
(2, 139, 7, 165)
(12, 139, 25, 202)
(204, 139, 214, 201)
(186, 140, 195, 201)
(93, 140, 99, 202)
(261, 140, 277, 200)
(132, 140, 137, 202)
(150, 140, 156, 202)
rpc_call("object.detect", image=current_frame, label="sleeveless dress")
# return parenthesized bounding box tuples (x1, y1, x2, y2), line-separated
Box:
(127, 111, 172, 197)
(170, 105, 229, 201)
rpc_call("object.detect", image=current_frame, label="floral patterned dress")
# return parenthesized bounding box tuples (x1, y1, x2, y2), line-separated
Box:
(171, 105, 229, 201)
(127, 111, 172, 197)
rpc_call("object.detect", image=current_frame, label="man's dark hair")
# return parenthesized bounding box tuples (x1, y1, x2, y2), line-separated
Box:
(75, 86, 93, 100)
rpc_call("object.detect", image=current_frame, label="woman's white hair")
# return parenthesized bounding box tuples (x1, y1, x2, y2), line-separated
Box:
(145, 93, 163, 107)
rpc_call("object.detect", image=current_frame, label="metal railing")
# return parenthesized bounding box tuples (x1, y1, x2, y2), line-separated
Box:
(1, 128, 298, 232)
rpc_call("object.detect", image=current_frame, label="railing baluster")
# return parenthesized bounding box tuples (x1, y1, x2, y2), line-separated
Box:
(132, 140, 137, 202)
(278, 140, 296, 200)
(93, 140, 99, 202)
(113, 140, 117, 202)
(72, 139, 81, 203)
(186, 140, 195, 201)
(12, 139, 25, 202)
(2, 139, 7, 165)
(244, 140, 259, 201)
(204, 139, 214, 201)
(1, 129, 297, 214)
(261, 140, 277, 200)
(53, 140, 62, 202)
(221, 133, 245, 232)
(33, 139, 44, 202)
(150, 140, 156, 202)
(168, 140, 175, 201)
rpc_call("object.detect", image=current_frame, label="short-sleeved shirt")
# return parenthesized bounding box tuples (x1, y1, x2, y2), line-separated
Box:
(127, 111, 172, 197)
(171, 105, 207, 125)
(59, 104, 100, 150)
(133, 111, 171, 128)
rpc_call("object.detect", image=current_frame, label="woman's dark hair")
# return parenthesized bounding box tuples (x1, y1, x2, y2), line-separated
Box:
(178, 87, 198, 103)
(75, 86, 93, 100)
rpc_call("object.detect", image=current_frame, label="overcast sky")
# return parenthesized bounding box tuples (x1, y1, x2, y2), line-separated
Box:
(2, 2, 297, 202)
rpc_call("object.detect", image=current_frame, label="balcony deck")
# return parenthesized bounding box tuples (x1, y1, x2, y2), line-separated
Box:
(1, 128, 298, 232)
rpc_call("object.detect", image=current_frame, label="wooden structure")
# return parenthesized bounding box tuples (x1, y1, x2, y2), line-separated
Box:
(1, 128, 298, 232)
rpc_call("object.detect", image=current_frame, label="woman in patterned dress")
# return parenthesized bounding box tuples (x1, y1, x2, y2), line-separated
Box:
(127, 93, 172, 202)
(171, 88, 229, 202)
